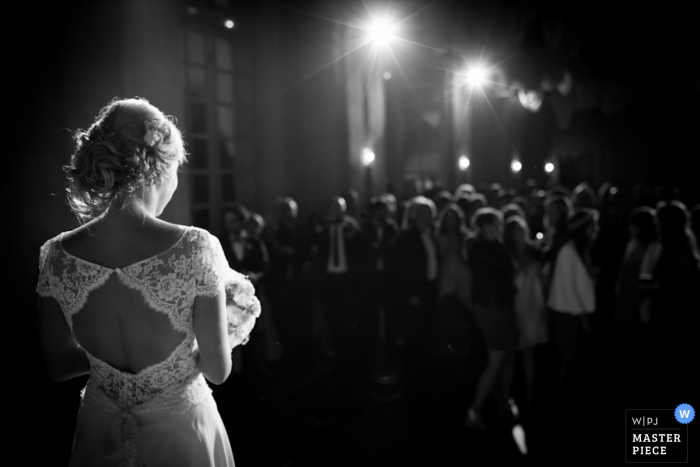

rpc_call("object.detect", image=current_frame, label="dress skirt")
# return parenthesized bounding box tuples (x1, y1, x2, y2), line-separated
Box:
(69, 377, 235, 467)
(471, 304, 519, 351)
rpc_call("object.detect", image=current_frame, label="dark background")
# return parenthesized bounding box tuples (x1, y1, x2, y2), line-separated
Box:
(6, 0, 698, 464)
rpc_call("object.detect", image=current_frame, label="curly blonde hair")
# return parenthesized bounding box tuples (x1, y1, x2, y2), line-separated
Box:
(65, 97, 187, 222)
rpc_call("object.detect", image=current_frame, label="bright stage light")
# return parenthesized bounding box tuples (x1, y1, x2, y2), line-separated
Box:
(362, 148, 375, 166)
(224, 19, 234, 29)
(458, 155, 470, 171)
(511, 160, 522, 172)
(367, 17, 396, 45)
(465, 66, 488, 86)
(545, 162, 555, 173)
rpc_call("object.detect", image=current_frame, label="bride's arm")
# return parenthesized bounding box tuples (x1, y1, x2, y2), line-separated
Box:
(38, 297, 90, 382)
(193, 281, 232, 385)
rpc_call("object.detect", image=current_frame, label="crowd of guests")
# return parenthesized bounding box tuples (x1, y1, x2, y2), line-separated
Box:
(217, 180, 700, 427)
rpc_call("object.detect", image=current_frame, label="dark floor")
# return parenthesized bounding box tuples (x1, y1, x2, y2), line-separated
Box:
(26, 312, 696, 466)
(216, 329, 615, 467)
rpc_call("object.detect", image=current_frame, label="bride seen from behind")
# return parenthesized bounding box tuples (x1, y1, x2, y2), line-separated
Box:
(37, 97, 259, 466)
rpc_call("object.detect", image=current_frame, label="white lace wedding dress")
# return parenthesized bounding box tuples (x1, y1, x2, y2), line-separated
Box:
(37, 226, 260, 467)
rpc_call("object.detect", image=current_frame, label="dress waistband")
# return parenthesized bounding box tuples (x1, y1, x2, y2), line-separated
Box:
(80, 373, 211, 467)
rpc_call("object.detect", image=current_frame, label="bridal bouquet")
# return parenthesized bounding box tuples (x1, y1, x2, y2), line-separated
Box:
(223, 269, 262, 350)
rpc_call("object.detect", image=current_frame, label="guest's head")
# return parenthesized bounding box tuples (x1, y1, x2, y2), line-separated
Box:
(472, 207, 503, 242)
(503, 215, 531, 260)
(656, 201, 690, 246)
(544, 195, 572, 234)
(369, 197, 390, 224)
(224, 204, 250, 236)
(454, 194, 471, 224)
(433, 190, 453, 215)
(627, 207, 657, 247)
(66, 97, 186, 222)
(327, 196, 347, 222)
(455, 184, 475, 198)
(466, 193, 487, 220)
(410, 196, 437, 233)
(245, 212, 265, 240)
(502, 203, 526, 222)
(568, 208, 599, 257)
(436, 203, 467, 237)
(572, 182, 597, 209)
(342, 189, 359, 217)
(379, 193, 397, 216)
(276, 197, 298, 224)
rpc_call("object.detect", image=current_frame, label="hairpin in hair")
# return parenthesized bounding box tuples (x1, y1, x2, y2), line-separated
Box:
(143, 119, 163, 147)
(89, 126, 116, 144)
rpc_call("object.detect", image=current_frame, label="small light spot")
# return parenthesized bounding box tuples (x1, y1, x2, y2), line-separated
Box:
(383, 71, 392, 80)
(224, 19, 234, 29)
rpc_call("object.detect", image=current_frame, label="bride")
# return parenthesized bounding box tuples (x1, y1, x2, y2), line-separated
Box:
(36, 97, 259, 466)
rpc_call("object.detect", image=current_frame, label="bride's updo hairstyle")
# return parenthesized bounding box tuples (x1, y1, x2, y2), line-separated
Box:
(65, 97, 187, 222)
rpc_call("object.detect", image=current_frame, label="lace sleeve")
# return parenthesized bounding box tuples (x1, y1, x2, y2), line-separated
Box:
(193, 230, 230, 297)
(36, 238, 56, 298)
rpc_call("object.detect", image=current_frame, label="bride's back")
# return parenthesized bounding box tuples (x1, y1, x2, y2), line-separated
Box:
(62, 220, 189, 374)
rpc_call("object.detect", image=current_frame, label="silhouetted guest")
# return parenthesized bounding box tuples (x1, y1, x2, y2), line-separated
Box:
(243, 212, 281, 375)
(464, 193, 487, 226)
(361, 197, 400, 348)
(465, 208, 518, 429)
(308, 196, 364, 360)
(646, 201, 700, 374)
(267, 197, 307, 283)
(526, 189, 546, 239)
(435, 203, 471, 308)
(572, 182, 597, 209)
(433, 190, 453, 215)
(691, 205, 700, 247)
(612, 207, 657, 354)
(379, 192, 398, 221)
(265, 197, 311, 360)
(502, 203, 526, 223)
(541, 195, 573, 297)
(222, 204, 266, 278)
(392, 197, 439, 352)
(547, 208, 599, 392)
(342, 188, 361, 223)
(504, 215, 547, 407)
(454, 193, 472, 226)
(455, 183, 475, 198)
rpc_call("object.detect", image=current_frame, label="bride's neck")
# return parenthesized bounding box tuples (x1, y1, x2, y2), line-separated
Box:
(98, 201, 159, 230)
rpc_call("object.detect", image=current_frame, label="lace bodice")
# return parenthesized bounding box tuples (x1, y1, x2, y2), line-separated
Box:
(36, 226, 255, 407)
